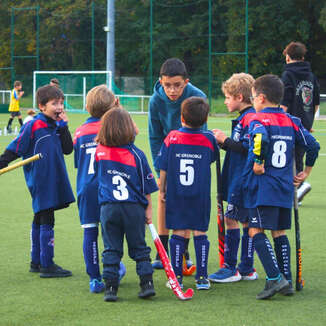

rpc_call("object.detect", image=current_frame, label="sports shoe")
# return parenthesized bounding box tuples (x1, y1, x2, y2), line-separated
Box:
(119, 261, 126, 282)
(138, 280, 155, 299)
(256, 274, 290, 300)
(280, 281, 295, 296)
(196, 277, 211, 290)
(240, 268, 258, 281)
(90, 278, 105, 293)
(208, 267, 241, 283)
(297, 182, 311, 202)
(40, 263, 72, 278)
(104, 285, 118, 302)
(186, 259, 194, 269)
(152, 259, 164, 269)
(29, 262, 40, 273)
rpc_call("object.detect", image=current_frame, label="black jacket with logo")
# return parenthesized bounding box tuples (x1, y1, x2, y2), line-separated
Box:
(281, 61, 320, 130)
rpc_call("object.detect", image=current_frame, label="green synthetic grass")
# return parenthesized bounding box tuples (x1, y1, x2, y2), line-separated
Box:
(0, 114, 326, 326)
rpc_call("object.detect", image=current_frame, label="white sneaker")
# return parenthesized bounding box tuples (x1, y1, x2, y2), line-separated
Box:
(297, 182, 311, 202)
(240, 269, 258, 281)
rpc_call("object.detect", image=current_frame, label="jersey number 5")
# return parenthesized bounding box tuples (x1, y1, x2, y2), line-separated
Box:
(180, 159, 194, 186)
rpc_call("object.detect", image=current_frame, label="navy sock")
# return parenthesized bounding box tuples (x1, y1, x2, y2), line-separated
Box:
(224, 228, 240, 269)
(40, 224, 54, 268)
(169, 235, 185, 280)
(238, 227, 254, 274)
(253, 233, 279, 279)
(30, 223, 40, 265)
(184, 238, 190, 260)
(194, 235, 210, 279)
(83, 227, 101, 280)
(156, 235, 169, 260)
(274, 235, 292, 282)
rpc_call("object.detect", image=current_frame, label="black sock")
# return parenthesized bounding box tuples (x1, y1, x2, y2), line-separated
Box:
(156, 235, 169, 260)
(7, 118, 13, 129)
(19, 118, 23, 126)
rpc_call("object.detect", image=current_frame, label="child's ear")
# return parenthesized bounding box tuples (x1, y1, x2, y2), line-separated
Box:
(238, 94, 244, 102)
(38, 104, 44, 112)
(181, 115, 185, 123)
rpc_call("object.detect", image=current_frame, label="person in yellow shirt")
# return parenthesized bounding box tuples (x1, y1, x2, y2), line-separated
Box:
(7, 80, 24, 133)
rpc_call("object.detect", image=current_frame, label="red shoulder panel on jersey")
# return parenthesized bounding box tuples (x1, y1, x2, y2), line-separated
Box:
(240, 112, 256, 128)
(73, 121, 101, 144)
(252, 113, 299, 131)
(164, 130, 214, 150)
(96, 144, 136, 167)
(31, 120, 48, 137)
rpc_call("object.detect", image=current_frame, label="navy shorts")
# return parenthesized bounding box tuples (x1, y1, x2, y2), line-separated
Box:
(225, 203, 250, 223)
(249, 206, 291, 230)
(10, 111, 21, 117)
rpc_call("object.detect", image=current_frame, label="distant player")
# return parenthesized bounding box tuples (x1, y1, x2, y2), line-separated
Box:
(23, 109, 36, 124)
(73, 85, 125, 294)
(209, 73, 258, 283)
(7, 80, 24, 133)
(243, 74, 320, 299)
(95, 108, 158, 302)
(148, 58, 206, 270)
(280, 42, 320, 203)
(155, 97, 219, 290)
(0, 85, 75, 278)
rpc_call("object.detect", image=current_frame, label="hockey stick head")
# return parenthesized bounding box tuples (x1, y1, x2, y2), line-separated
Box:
(182, 256, 196, 276)
(296, 279, 304, 291)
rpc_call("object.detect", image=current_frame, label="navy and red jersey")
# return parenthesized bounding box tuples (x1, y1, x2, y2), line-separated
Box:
(6, 113, 75, 213)
(243, 107, 320, 209)
(95, 143, 158, 206)
(73, 117, 101, 224)
(221, 107, 255, 206)
(155, 127, 219, 231)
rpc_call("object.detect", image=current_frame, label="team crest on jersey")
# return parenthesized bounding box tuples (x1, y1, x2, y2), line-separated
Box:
(147, 173, 154, 180)
(233, 132, 240, 142)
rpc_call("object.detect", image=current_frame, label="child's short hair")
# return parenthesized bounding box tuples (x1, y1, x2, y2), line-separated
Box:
(50, 78, 60, 87)
(14, 80, 22, 88)
(253, 74, 284, 105)
(181, 97, 209, 128)
(27, 109, 36, 116)
(96, 108, 135, 146)
(283, 42, 307, 60)
(160, 58, 188, 79)
(86, 84, 116, 118)
(222, 73, 255, 104)
(36, 85, 64, 106)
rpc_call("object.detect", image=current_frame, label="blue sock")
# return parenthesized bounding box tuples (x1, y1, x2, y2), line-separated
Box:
(30, 223, 40, 265)
(238, 227, 254, 274)
(169, 235, 185, 281)
(253, 233, 279, 279)
(194, 235, 210, 279)
(224, 229, 240, 269)
(274, 235, 292, 282)
(83, 227, 101, 280)
(40, 224, 54, 268)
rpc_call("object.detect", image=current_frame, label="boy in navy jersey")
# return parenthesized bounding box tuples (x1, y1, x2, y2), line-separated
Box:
(0, 85, 75, 278)
(209, 73, 258, 283)
(95, 108, 158, 302)
(73, 85, 125, 293)
(244, 74, 320, 299)
(156, 97, 219, 290)
(149, 58, 206, 270)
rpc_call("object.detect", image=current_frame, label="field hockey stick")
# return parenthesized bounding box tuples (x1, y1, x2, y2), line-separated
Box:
(293, 159, 304, 291)
(148, 223, 194, 300)
(0, 153, 42, 175)
(216, 150, 225, 267)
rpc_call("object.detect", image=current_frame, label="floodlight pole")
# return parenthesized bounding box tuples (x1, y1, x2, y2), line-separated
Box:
(106, 0, 115, 79)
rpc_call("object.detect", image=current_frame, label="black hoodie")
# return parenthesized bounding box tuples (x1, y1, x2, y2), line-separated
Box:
(281, 61, 320, 130)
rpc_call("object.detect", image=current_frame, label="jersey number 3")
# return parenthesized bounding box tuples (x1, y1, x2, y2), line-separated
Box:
(112, 175, 129, 200)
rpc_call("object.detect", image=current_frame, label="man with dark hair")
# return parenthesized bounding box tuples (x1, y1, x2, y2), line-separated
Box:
(280, 41, 320, 203)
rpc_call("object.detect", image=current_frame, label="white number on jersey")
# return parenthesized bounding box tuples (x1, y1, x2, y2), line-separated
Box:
(86, 147, 96, 174)
(112, 175, 129, 200)
(271, 140, 287, 168)
(180, 159, 194, 186)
